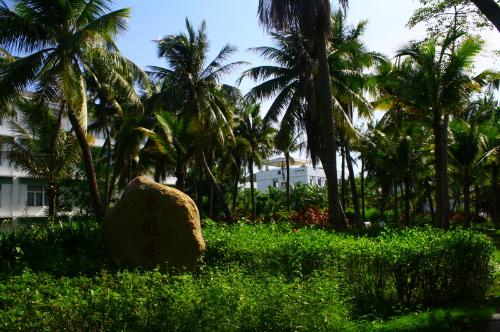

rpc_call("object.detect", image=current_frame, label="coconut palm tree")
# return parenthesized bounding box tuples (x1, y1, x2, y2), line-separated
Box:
(274, 129, 303, 212)
(0, 0, 143, 220)
(449, 119, 482, 227)
(328, 10, 387, 226)
(139, 112, 197, 192)
(148, 19, 244, 220)
(379, 33, 484, 228)
(236, 103, 275, 220)
(257, 0, 349, 228)
(4, 101, 80, 220)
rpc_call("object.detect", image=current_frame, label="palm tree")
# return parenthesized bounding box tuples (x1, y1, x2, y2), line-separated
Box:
(449, 119, 482, 227)
(236, 103, 275, 219)
(0, 0, 143, 220)
(257, 0, 349, 229)
(379, 33, 484, 228)
(328, 10, 386, 226)
(4, 101, 80, 219)
(274, 129, 303, 212)
(148, 19, 244, 220)
(139, 112, 197, 192)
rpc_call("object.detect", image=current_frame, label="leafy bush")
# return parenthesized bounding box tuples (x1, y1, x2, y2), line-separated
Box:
(0, 220, 495, 319)
(0, 221, 110, 277)
(0, 268, 352, 331)
(202, 223, 494, 313)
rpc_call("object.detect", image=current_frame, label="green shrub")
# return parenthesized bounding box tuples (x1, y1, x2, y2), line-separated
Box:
(0, 221, 110, 277)
(202, 223, 494, 314)
(0, 220, 494, 318)
(0, 268, 353, 331)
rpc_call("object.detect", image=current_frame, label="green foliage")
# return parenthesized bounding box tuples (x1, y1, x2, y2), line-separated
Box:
(0, 220, 495, 330)
(0, 222, 109, 277)
(203, 223, 494, 313)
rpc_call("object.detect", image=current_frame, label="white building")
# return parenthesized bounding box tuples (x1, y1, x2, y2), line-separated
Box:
(0, 112, 106, 220)
(256, 158, 327, 192)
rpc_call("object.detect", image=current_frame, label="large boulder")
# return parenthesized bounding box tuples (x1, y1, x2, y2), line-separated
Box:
(102, 176, 205, 271)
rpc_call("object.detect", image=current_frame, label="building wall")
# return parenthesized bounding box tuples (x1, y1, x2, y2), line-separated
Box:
(0, 111, 105, 220)
(256, 165, 327, 193)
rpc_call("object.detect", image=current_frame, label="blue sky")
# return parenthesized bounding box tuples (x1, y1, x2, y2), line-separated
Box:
(114, 0, 498, 94)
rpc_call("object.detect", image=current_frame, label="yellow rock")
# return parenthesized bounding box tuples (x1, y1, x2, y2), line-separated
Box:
(102, 176, 205, 272)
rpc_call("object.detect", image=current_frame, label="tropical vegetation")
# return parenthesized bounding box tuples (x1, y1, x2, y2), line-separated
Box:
(0, 0, 499, 330)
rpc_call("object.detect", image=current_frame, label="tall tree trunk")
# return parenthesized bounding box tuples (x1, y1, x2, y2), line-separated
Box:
(380, 183, 390, 220)
(197, 166, 204, 219)
(433, 114, 450, 229)
(428, 192, 435, 223)
(471, 0, 500, 32)
(207, 153, 214, 218)
(341, 145, 346, 209)
(108, 171, 118, 208)
(285, 152, 291, 212)
(175, 150, 186, 192)
(393, 181, 399, 223)
(47, 182, 57, 221)
(492, 164, 499, 227)
(232, 159, 242, 215)
(103, 122, 112, 213)
(463, 171, 471, 228)
(474, 184, 481, 221)
(345, 146, 360, 226)
(249, 156, 256, 220)
(67, 109, 104, 221)
(404, 176, 411, 227)
(201, 151, 231, 220)
(315, 31, 346, 229)
(361, 157, 366, 222)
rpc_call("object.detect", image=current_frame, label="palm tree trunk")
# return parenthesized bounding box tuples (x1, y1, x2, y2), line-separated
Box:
(474, 184, 481, 221)
(103, 123, 112, 213)
(315, 31, 346, 229)
(207, 152, 214, 218)
(67, 109, 104, 221)
(201, 151, 231, 220)
(285, 152, 291, 212)
(47, 182, 57, 221)
(470, 0, 500, 32)
(232, 159, 241, 215)
(341, 145, 346, 209)
(175, 152, 186, 192)
(428, 192, 435, 223)
(393, 181, 399, 223)
(345, 146, 360, 226)
(492, 164, 499, 227)
(361, 157, 366, 222)
(404, 176, 411, 227)
(249, 156, 256, 220)
(463, 171, 471, 228)
(380, 183, 390, 221)
(433, 114, 450, 229)
(197, 166, 204, 219)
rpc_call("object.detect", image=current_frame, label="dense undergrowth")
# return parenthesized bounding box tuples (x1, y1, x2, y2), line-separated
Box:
(0, 219, 496, 331)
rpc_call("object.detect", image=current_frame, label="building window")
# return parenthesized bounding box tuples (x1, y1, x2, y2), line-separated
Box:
(27, 185, 46, 207)
(272, 179, 279, 188)
(318, 178, 322, 186)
